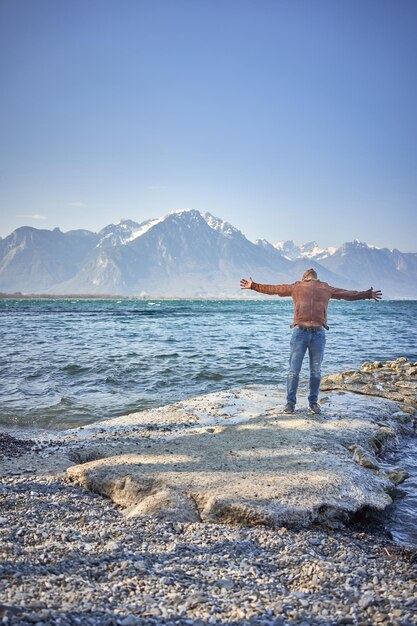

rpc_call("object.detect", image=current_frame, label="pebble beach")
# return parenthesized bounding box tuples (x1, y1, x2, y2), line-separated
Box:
(1, 357, 417, 625)
(1, 472, 416, 626)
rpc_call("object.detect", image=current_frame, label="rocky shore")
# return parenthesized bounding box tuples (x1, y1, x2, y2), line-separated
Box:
(1, 358, 416, 625)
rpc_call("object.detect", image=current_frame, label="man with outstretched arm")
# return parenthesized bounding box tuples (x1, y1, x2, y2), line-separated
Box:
(240, 268, 382, 414)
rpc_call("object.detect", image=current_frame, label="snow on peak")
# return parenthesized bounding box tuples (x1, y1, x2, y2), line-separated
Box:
(123, 217, 165, 243)
(275, 240, 293, 249)
(274, 239, 336, 260)
(255, 238, 274, 248)
(201, 212, 241, 238)
(97, 218, 161, 247)
(168, 208, 196, 215)
(274, 240, 298, 259)
(96, 209, 247, 246)
(116, 219, 141, 229)
(315, 246, 337, 259)
(350, 239, 372, 249)
(301, 241, 337, 260)
(345, 239, 383, 252)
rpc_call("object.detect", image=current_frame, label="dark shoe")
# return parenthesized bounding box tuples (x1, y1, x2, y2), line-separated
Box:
(282, 402, 295, 414)
(309, 402, 321, 414)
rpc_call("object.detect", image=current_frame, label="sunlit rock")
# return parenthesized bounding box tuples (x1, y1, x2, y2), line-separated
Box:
(65, 385, 407, 529)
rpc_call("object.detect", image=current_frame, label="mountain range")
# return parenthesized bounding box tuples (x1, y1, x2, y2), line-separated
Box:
(1, 209, 416, 298)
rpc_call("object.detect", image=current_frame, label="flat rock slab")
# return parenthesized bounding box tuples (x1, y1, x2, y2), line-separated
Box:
(65, 385, 412, 528)
(321, 357, 417, 411)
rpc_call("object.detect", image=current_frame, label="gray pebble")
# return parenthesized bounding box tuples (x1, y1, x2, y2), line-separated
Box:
(0, 474, 415, 626)
(119, 617, 140, 626)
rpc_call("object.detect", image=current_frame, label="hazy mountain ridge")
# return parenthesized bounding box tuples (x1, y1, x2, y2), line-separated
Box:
(0, 210, 416, 297)
(0, 226, 98, 293)
(274, 239, 337, 261)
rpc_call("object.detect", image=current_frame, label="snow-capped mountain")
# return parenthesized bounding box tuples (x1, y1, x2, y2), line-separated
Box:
(318, 240, 417, 296)
(201, 212, 243, 239)
(95, 211, 241, 249)
(274, 240, 337, 261)
(96, 217, 166, 247)
(0, 209, 416, 297)
(65, 209, 296, 296)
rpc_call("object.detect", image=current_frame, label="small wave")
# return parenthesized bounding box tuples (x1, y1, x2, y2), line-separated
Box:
(61, 364, 91, 375)
(194, 371, 225, 382)
(26, 371, 45, 380)
(52, 396, 76, 407)
(154, 352, 180, 359)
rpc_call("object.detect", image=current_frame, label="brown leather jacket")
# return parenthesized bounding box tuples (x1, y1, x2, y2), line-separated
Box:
(251, 279, 373, 329)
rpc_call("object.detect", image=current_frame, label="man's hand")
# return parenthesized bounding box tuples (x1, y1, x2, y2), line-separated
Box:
(240, 277, 253, 290)
(370, 288, 382, 301)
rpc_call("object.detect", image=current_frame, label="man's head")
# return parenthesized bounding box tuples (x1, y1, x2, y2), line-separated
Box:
(302, 268, 318, 281)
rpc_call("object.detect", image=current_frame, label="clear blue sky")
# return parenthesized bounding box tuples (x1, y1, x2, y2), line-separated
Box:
(1, 0, 416, 250)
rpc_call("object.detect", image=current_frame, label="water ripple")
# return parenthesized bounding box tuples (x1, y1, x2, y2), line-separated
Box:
(1, 299, 416, 429)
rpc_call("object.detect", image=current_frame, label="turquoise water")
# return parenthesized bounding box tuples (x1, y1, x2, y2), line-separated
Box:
(1, 299, 416, 429)
(1, 298, 417, 546)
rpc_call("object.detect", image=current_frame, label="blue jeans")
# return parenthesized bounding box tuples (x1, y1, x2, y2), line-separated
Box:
(287, 326, 326, 405)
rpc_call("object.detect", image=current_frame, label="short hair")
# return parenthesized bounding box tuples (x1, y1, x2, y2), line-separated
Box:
(302, 268, 317, 280)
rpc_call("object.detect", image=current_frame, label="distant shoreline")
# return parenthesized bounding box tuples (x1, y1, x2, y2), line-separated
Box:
(1, 293, 416, 302)
(0, 293, 257, 301)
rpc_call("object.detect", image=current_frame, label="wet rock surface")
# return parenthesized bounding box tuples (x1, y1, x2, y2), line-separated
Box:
(0, 432, 37, 457)
(62, 382, 415, 530)
(321, 357, 417, 413)
(65, 405, 394, 528)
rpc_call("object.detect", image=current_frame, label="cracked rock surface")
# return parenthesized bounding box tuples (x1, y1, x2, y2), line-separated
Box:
(63, 362, 416, 528)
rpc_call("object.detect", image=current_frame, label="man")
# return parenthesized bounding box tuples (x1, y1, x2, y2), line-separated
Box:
(240, 268, 382, 414)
